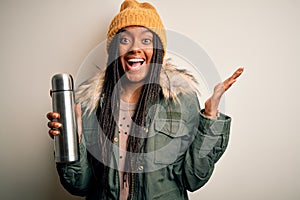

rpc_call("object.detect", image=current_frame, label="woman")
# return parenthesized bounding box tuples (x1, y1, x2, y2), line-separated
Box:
(47, 0, 243, 199)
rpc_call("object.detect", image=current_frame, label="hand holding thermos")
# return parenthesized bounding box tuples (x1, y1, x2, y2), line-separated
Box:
(46, 74, 82, 163)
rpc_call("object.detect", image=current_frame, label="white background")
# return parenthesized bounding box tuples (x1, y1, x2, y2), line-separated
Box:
(0, 0, 299, 199)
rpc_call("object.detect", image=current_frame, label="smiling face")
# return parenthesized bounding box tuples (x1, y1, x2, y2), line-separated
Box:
(118, 26, 154, 83)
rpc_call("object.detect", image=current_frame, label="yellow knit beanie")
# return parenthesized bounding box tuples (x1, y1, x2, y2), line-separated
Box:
(107, 0, 166, 53)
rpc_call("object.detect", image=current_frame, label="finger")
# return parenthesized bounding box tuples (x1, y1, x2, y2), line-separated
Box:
(223, 67, 244, 91)
(223, 78, 237, 91)
(47, 121, 62, 129)
(46, 112, 60, 120)
(231, 67, 244, 80)
(49, 129, 60, 139)
(48, 130, 54, 139)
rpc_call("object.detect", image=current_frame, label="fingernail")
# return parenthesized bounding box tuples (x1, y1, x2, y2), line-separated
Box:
(50, 130, 58, 136)
(54, 130, 60, 135)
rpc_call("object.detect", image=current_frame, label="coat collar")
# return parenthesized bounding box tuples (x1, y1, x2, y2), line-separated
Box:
(76, 58, 199, 115)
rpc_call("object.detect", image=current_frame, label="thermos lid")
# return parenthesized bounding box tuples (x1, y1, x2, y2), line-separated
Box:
(51, 73, 74, 91)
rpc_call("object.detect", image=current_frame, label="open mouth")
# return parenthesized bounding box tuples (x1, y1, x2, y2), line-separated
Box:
(126, 58, 145, 71)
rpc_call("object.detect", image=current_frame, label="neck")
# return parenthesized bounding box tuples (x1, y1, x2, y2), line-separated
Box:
(120, 81, 144, 103)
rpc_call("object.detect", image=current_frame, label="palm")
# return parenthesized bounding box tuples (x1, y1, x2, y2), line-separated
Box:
(204, 67, 244, 118)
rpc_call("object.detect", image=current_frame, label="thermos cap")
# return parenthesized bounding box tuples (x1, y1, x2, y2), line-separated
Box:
(51, 73, 74, 91)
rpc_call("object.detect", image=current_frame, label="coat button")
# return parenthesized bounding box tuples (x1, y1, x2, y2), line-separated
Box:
(143, 127, 148, 133)
(138, 165, 144, 171)
(113, 137, 119, 143)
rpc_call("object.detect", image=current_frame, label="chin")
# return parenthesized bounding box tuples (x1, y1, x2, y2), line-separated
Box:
(124, 73, 148, 84)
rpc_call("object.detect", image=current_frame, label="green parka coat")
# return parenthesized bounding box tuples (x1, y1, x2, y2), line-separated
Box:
(56, 61, 231, 199)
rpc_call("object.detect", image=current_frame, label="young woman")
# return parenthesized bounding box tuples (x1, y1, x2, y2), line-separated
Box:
(47, 0, 243, 199)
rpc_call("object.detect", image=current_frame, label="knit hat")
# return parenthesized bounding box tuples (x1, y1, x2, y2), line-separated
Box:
(106, 0, 166, 54)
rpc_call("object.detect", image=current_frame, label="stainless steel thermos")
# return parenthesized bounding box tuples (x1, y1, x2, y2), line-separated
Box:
(51, 73, 79, 163)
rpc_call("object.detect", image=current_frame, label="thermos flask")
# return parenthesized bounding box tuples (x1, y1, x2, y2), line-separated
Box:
(51, 73, 79, 163)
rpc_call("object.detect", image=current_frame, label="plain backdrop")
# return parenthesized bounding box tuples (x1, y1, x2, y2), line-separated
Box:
(1, 0, 299, 199)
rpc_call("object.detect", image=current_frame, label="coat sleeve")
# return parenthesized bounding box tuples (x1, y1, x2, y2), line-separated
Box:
(183, 110, 231, 192)
(56, 139, 92, 196)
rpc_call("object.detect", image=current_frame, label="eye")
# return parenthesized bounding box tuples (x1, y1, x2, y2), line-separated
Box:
(142, 38, 152, 45)
(120, 37, 130, 44)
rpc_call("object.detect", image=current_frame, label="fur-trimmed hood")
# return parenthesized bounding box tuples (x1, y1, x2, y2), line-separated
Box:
(76, 59, 200, 114)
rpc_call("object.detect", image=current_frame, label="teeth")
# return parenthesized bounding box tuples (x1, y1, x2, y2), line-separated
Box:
(128, 58, 144, 62)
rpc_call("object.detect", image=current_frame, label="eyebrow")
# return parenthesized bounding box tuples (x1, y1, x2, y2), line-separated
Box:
(119, 29, 152, 35)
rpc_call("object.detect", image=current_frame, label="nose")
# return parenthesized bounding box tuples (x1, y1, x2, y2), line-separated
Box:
(129, 39, 142, 53)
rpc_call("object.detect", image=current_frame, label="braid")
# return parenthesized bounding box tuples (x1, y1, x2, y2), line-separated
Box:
(96, 33, 123, 199)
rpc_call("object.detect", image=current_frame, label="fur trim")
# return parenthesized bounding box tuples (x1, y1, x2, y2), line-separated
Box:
(76, 58, 199, 115)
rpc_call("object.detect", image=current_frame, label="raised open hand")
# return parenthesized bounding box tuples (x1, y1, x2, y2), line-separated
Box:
(204, 67, 244, 118)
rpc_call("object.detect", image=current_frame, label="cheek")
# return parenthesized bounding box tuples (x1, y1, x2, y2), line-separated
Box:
(145, 49, 154, 62)
(119, 46, 127, 57)
(119, 46, 127, 67)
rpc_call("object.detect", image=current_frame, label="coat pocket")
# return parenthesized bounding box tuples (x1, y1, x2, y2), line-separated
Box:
(154, 119, 189, 165)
